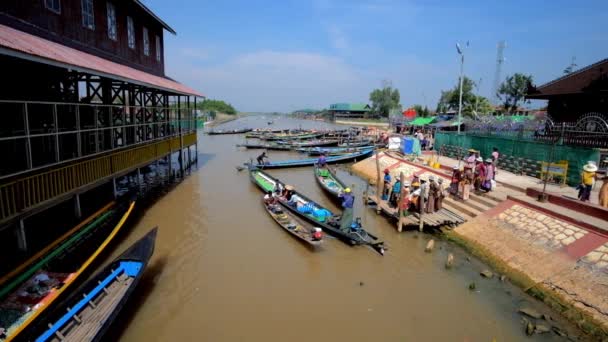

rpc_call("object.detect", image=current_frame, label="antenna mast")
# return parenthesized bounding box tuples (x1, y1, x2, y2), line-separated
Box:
(493, 40, 506, 104)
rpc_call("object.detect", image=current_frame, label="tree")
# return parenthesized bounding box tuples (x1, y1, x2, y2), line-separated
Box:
(197, 99, 237, 115)
(464, 96, 494, 117)
(369, 84, 400, 117)
(435, 76, 477, 117)
(497, 73, 533, 112)
(411, 104, 431, 117)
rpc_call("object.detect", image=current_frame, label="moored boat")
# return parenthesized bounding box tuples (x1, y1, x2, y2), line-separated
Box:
(261, 132, 323, 141)
(207, 128, 253, 135)
(0, 200, 136, 342)
(246, 148, 373, 169)
(262, 200, 323, 247)
(236, 143, 293, 151)
(314, 166, 347, 201)
(297, 146, 373, 156)
(28, 228, 157, 342)
(249, 168, 385, 255)
(285, 139, 339, 148)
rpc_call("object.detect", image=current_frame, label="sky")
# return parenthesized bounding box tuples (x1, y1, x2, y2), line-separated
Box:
(144, 0, 608, 112)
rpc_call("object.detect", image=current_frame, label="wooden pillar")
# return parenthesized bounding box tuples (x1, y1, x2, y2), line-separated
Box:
(74, 193, 82, 218)
(375, 149, 382, 214)
(419, 182, 425, 232)
(397, 172, 406, 232)
(17, 219, 27, 252)
(112, 177, 118, 199)
(177, 96, 184, 177)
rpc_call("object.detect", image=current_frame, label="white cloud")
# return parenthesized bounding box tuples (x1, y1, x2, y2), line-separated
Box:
(327, 25, 349, 50)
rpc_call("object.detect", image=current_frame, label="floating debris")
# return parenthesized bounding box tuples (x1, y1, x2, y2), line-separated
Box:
(425, 239, 435, 253)
(445, 253, 454, 269)
(518, 307, 543, 319)
(480, 270, 494, 278)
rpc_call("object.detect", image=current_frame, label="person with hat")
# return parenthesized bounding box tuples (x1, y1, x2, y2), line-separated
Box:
(579, 161, 598, 202)
(409, 181, 421, 212)
(491, 147, 500, 179)
(382, 169, 392, 200)
(338, 188, 355, 232)
(450, 166, 461, 196)
(283, 184, 295, 201)
(481, 158, 494, 191)
(474, 156, 486, 191)
(436, 178, 446, 210)
(427, 175, 438, 213)
(465, 149, 477, 169)
(400, 181, 411, 216)
(389, 178, 402, 208)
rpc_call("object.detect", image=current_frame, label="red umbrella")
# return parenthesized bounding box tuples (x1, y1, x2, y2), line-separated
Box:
(403, 108, 417, 118)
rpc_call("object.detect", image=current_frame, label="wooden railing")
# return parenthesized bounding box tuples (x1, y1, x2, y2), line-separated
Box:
(0, 132, 196, 223)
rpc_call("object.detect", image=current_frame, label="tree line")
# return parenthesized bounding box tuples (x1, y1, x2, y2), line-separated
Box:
(368, 73, 534, 118)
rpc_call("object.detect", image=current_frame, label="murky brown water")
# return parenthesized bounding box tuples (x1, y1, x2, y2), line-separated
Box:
(103, 116, 579, 341)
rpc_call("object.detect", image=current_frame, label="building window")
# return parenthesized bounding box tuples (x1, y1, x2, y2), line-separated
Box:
(143, 27, 150, 56)
(106, 2, 117, 40)
(81, 0, 94, 30)
(155, 35, 161, 61)
(45, 0, 61, 14)
(127, 16, 135, 49)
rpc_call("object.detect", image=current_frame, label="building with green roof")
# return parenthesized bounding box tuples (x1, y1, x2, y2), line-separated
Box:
(329, 103, 373, 118)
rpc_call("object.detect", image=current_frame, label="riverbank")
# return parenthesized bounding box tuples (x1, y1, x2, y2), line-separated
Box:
(351, 151, 608, 340)
(204, 113, 243, 127)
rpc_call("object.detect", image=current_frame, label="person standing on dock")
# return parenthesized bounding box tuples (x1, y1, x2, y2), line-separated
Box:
(474, 157, 486, 191)
(427, 176, 438, 213)
(483, 158, 494, 191)
(491, 147, 500, 179)
(436, 178, 445, 210)
(339, 188, 355, 232)
(389, 178, 401, 208)
(382, 169, 392, 200)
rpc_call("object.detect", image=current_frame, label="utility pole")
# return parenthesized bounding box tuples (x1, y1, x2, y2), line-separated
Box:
(456, 42, 468, 134)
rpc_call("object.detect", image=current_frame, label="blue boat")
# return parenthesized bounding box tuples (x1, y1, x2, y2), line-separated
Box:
(248, 148, 373, 169)
(29, 228, 157, 342)
(296, 146, 374, 156)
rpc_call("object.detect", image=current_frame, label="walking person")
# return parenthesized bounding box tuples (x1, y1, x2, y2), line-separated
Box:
(599, 176, 608, 208)
(338, 188, 355, 232)
(579, 161, 598, 202)
(462, 167, 473, 201)
(483, 158, 494, 191)
(491, 147, 500, 179)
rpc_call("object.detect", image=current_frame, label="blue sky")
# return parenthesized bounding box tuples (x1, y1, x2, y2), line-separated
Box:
(144, 0, 608, 112)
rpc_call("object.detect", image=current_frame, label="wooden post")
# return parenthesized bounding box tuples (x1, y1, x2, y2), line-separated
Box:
(419, 182, 425, 232)
(375, 149, 382, 214)
(397, 171, 406, 232)
(17, 219, 27, 252)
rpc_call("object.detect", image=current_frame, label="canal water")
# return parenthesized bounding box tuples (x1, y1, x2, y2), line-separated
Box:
(104, 116, 580, 341)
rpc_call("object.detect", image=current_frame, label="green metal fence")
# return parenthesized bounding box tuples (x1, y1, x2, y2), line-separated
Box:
(435, 132, 601, 185)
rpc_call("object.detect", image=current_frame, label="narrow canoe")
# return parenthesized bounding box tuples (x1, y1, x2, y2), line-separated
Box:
(247, 148, 373, 169)
(337, 140, 374, 147)
(297, 146, 373, 156)
(236, 143, 293, 151)
(262, 200, 322, 247)
(286, 139, 339, 147)
(249, 168, 385, 255)
(207, 128, 253, 135)
(29, 228, 157, 342)
(0, 201, 136, 342)
(314, 166, 347, 201)
(261, 132, 323, 141)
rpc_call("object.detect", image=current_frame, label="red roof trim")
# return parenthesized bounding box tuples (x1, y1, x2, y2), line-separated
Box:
(0, 24, 203, 97)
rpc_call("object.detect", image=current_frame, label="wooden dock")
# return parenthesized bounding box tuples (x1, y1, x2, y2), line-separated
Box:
(366, 194, 466, 228)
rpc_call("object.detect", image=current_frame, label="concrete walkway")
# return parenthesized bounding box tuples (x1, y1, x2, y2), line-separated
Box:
(434, 154, 602, 205)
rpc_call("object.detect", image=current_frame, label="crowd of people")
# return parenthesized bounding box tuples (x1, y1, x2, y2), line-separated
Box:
(381, 169, 446, 216)
(448, 148, 499, 200)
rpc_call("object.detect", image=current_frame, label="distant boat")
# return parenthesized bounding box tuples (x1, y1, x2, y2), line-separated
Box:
(207, 128, 253, 135)
(29, 228, 157, 342)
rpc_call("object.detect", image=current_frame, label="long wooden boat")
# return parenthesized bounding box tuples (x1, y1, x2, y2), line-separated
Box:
(337, 140, 374, 147)
(249, 168, 385, 255)
(28, 228, 157, 342)
(285, 139, 339, 148)
(262, 200, 323, 247)
(297, 146, 373, 156)
(0, 201, 136, 342)
(261, 132, 323, 141)
(207, 128, 253, 135)
(244, 129, 287, 139)
(247, 148, 373, 169)
(314, 166, 347, 201)
(236, 143, 293, 151)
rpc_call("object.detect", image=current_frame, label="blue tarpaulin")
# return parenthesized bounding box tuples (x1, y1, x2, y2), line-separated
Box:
(401, 137, 421, 156)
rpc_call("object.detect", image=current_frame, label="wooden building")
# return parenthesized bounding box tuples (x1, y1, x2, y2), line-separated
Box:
(329, 103, 372, 119)
(0, 1, 203, 254)
(526, 58, 608, 123)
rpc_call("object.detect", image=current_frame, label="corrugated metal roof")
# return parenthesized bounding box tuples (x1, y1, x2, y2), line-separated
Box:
(527, 58, 608, 99)
(0, 24, 203, 97)
(410, 117, 436, 126)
